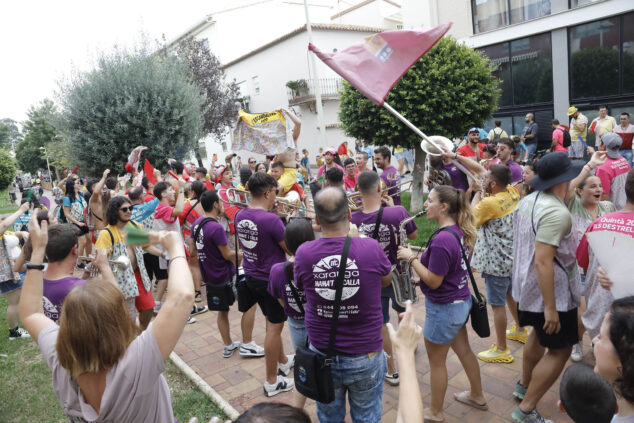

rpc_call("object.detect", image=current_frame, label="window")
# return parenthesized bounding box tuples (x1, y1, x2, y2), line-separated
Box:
(569, 18, 619, 99)
(622, 13, 634, 94)
(479, 32, 553, 107)
(472, 0, 550, 33)
(252, 76, 260, 95)
(570, 0, 606, 8)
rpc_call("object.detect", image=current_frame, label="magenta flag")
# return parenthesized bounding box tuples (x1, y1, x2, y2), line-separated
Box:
(309, 23, 452, 106)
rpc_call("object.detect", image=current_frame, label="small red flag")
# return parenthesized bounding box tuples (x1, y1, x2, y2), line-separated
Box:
(144, 159, 158, 185)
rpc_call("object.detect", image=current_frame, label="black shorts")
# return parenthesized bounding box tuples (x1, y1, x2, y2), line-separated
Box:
(143, 253, 168, 281)
(518, 308, 578, 349)
(237, 276, 286, 324)
(206, 283, 235, 311)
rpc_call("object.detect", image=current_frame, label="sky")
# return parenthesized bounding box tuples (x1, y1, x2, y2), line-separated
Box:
(0, 0, 240, 123)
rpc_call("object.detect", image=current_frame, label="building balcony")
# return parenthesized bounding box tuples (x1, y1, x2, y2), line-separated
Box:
(286, 78, 343, 106)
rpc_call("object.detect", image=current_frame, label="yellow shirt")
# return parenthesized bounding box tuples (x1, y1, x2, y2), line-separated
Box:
(473, 185, 520, 227)
(570, 113, 588, 142)
(268, 167, 298, 195)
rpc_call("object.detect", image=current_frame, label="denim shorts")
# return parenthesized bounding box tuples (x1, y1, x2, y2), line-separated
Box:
(309, 344, 386, 423)
(288, 317, 307, 351)
(580, 273, 586, 297)
(483, 273, 511, 307)
(424, 296, 472, 345)
(381, 287, 405, 324)
(0, 274, 24, 295)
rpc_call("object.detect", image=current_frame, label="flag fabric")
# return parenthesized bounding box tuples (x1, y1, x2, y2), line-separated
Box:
(232, 109, 294, 155)
(126, 146, 147, 173)
(144, 159, 158, 185)
(309, 23, 451, 106)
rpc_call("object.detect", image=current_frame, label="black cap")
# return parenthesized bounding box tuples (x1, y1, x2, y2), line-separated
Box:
(529, 152, 584, 191)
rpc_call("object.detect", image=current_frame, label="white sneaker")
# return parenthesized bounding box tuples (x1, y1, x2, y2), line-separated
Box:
(240, 341, 265, 357)
(186, 315, 197, 324)
(263, 375, 294, 397)
(9, 327, 30, 340)
(278, 354, 295, 376)
(571, 342, 583, 362)
(223, 341, 240, 358)
(385, 372, 400, 386)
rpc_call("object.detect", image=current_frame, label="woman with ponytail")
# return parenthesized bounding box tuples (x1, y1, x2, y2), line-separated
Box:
(397, 185, 486, 421)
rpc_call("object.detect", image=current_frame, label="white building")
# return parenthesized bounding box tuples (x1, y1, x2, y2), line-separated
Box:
(167, 0, 401, 168)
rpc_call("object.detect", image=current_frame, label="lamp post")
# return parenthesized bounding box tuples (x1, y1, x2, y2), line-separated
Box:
(39, 147, 53, 187)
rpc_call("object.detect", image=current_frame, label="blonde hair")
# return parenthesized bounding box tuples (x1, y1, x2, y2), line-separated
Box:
(433, 185, 477, 249)
(56, 280, 139, 379)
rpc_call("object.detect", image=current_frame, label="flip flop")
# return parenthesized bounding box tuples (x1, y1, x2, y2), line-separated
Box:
(454, 391, 489, 411)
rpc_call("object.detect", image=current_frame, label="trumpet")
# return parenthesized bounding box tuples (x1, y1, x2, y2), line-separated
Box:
(219, 187, 309, 217)
(347, 179, 412, 210)
(78, 255, 131, 277)
(391, 210, 426, 306)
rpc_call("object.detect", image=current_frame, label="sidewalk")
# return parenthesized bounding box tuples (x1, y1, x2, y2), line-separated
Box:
(174, 274, 589, 422)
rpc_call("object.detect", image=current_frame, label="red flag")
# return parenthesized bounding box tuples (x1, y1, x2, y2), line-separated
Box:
(144, 159, 158, 185)
(309, 23, 451, 106)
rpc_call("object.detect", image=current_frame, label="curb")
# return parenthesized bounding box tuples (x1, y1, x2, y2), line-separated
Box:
(169, 352, 241, 421)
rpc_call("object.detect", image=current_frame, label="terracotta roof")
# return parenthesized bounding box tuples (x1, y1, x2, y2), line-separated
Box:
(221, 23, 384, 68)
(330, 0, 401, 20)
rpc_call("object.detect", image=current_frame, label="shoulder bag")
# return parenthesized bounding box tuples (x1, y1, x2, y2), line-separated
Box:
(294, 236, 352, 403)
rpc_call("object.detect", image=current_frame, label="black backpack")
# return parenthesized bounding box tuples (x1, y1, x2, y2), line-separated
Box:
(491, 128, 503, 143)
(559, 127, 572, 148)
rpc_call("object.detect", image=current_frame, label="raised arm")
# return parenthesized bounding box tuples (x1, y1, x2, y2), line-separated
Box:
(281, 107, 301, 143)
(18, 213, 55, 342)
(441, 150, 487, 179)
(564, 151, 606, 206)
(93, 169, 110, 196)
(0, 202, 30, 235)
(152, 231, 195, 360)
(171, 179, 186, 217)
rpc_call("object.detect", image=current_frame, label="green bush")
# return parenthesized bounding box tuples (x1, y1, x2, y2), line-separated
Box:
(0, 149, 17, 190)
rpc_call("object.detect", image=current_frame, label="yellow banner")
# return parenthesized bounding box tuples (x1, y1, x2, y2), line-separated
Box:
(239, 110, 286, 127)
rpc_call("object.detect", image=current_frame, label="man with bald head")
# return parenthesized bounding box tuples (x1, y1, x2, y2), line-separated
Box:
(294, 187, 392, 422)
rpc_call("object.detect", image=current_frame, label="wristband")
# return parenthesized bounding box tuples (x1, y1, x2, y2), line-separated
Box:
(408, 256, 417, 266)
(26, 262, 45, 270)
(169, 255, 186, 263)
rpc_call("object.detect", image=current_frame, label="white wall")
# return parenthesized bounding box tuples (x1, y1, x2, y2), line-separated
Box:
(331, 0, 401, 29)
(205, 27, 380, 166)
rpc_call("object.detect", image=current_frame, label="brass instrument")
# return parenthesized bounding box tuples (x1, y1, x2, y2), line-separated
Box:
(391, 210, 426, 306)
(347, 179, 412, 211)
(219, 187, 309, 216)
(78, 255, 131, 278)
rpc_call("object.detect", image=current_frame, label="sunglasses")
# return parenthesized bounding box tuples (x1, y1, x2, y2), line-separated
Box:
(119, 206, 132, 212)
(249, 160, 256, 164)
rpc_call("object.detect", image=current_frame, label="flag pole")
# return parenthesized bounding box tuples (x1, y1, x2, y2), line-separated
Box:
(382, 102, 478, 182)
(303, 0, 328, 146)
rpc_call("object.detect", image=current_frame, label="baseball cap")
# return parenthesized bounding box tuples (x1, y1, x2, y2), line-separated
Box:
(567, 106, 579, 116)
(468, 127, 479, 134)
(530, 152, 584, 191)
(324, 146, 337, 155)
(602, 132, 623, 159)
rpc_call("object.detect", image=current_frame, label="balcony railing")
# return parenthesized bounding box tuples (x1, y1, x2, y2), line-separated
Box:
(287, 78, 343, 105)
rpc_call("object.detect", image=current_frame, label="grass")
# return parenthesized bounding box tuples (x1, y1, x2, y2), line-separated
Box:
(0, 186, 18, 215)
(401, 192, 437, 247)
(0, 297, 227, 422)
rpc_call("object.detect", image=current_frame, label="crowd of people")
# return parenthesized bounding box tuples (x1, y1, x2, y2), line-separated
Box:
(0, 103, 633, 423)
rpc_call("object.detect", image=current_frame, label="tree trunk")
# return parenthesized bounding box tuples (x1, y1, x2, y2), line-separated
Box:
(193, 144, 203, 167)
(410, 144, 426, 213)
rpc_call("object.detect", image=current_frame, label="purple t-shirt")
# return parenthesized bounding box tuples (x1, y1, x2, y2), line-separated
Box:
(442, 163, 469, 191)
(236, 208, 286, 281)
(420, 225, 471, 304)
(294, 237, 391, 354)
(380, 165, 401, 205)
(192, 216, 232, 285)
(43, 276, 86, 322)
(268, 261, 305, 321)
(506, 159, 523, 184)
(350, 206, 417, 295)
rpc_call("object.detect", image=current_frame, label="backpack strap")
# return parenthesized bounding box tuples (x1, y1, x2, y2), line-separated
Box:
(284, 262, 305, 315)
(437, 227, 484, 303)
(371, 207, 384, 240)
(193, 217, 217, 243)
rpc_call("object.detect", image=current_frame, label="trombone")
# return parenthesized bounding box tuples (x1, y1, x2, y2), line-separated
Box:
(78, 255, 131, 277)
(218, 187, 309, 217)
(347, 179, 413, 211)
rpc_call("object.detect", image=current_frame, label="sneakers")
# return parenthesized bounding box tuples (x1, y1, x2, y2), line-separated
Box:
(263, 375, 294, 397)
(570, 342, 583, 362)
(240, 341, 265, 357)
(191, 304, 208, 316)
(195, 290, 202, 303)
(506, 324, 529, 344)
(278, 354, 295, 376)
(9, 327, 30, 340)
(186, 315, 197, 324)
(477, 344, 514, 363)
(385, 372, 400, 386)
(223, 341, 240, 358)
(513, 381, 527, 401)
(511, 407, 553, 423)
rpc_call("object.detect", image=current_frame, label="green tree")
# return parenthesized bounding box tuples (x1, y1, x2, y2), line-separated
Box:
(58, 44, 205, 175)
(0, 118, 21, 149)
(0, 149, 17, 190)
(173, 37, 240, 165)
(339, 37, 500, 211)
(15, 99, 58, 174)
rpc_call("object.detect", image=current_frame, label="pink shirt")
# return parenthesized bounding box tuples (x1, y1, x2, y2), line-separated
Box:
(316, 163, 344, 178)
(552, 127, 569, 153)
(614, 123, 634, 150)
(595, 156, 631, 209)
(344, 174, 357, 191)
